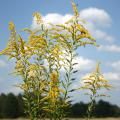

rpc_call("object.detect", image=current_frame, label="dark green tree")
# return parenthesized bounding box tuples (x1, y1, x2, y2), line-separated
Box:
(0, 93, 6, 118)
(70, 102, 87, 118)
(2, 93, 19, 118)
(94, 100, 120, 117)
(17, 94, 25, 117)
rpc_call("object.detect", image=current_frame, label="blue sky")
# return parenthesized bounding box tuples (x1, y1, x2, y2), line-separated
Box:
(0, 0, 120, 106)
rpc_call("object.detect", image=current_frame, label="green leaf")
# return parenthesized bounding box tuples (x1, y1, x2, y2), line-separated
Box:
(69, 89, 76, 92)
(73, 70, 78, 73)
(72, 63, 78, 66)
(71, 78, 76, 81)
(66, 58, 70, 63)
(67, 82, 72, 88)
(66, 72, 69, 79)
(61, 81, 66, 89)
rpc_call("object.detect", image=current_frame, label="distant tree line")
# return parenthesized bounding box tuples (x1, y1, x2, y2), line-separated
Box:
(0, 93, 25, 118)
(69, 101, 120, 118)
(0, 93, 120, 118)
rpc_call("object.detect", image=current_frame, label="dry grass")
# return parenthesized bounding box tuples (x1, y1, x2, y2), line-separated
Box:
(0, 118, 120, 120)
(69, 118, 120, 120)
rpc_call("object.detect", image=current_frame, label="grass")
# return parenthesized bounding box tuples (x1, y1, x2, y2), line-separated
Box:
(0, 118, 120, 120)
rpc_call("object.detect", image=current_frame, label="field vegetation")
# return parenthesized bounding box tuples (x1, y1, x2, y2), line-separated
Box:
(0, 1, 114, 120)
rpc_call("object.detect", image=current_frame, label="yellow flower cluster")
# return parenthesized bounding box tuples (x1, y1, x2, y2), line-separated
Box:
(33, 12, 43, 24)
(15, 60, 25, 75)
(50, 71, 59, 84)
(0, 22, 17, 57)
(28, 64, 38, 78)
(75, 24, 94, 41)
(51, 44, 63, 59)
(81, 63, 112, 91)
(71, 1, 79, 17)
(29, 35, 47, 51)
(42, 71, 64, 104)
(9, 21, 15, 30)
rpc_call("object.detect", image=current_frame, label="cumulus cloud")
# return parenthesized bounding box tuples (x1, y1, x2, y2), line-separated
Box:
(80, 7, 111, 27)
(32, 7, 112, 28)
(32, 7, 114, 43)
(60, 51, 95, 72)
(0, 60, 6, 67)
(32, 13, 73, 29)
(79, 8, 114, 43)
(2, 86, 23, 95)
(8, 87, 23, 94)
(98, 45, 120, 52)
(43, 13, 72, 25)
(73, 56, 95, 71)
(109, 60, 120, 71)
(104, 72, 120, 81)
(91, 30, 114, 43)
(103, 72, 120, 88)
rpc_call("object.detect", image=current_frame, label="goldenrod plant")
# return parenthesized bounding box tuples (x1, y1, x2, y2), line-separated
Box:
(80, 63, 112, 120)
(0, 19, 48, 120)
(0, 1, 111, 120)
(50, 1, 96, 102)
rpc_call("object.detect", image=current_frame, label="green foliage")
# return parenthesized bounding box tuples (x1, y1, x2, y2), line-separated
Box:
(0, 93, 20, 118)
(17, 94, 25, 117)
(69, 100, 120, 118)
(0, 93, 6, 118)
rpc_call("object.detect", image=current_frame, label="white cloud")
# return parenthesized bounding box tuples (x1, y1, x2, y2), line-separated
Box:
(104, 72, 120, 81)
(80, 7, 111, 27)
(32, 13, 72, 29)
(109, 60, 120, 71)
(43, 13, 72, 25)
(103, 72, 120, 89)
(8, 87, 23, 94)
(92, 30, 114, 43)
(0, 60, 6, 67)
(2, 86, 23, 95)
(73, 56, 95, 71)
(60, 50, 95, 72)
(98, 45, 120, 52)
(31, 7, 114, 43)
(79, 8, 114, 43)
